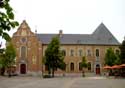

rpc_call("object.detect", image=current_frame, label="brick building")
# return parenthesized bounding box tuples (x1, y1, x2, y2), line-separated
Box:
(11, 20, 120, 75)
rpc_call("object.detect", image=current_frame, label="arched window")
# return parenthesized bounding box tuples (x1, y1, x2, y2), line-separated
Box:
(88, 62, 91, 70)
(96, 64, 100, 68)
(21, 46, 26, 58)
(70, 63, 74, 71)
(87, 49, 91, 56)
(79, 62, 82, 71)
(115, 49, 120, 55)
(70, 49, 74, 56)
(96, 49, 99, 57)
(62, 50, 66, 56)
(78, 49, 83, 56)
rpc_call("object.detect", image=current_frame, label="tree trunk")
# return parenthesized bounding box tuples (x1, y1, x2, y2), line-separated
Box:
(52, 67, 54, 77)
(82, 68, 85, 77)
(48, 67, 51, 76)
(8, 67, 11, 78)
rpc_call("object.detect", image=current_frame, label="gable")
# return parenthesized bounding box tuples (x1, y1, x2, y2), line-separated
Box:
(92, 23, 120, 45)
(13, 20, 34, 37)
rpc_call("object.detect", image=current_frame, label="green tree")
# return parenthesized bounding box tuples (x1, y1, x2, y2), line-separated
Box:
(43, 36, 66, 77)
(0, 42, 16, 76)
(58, 50, 66, 71)
(5, 42, 16, 68)
(81, 56, 87, 77)
(0, 49, 6, 75)
(114, 51, 121, 65)
(105, 48, 119, 66)
(0, 0, 19, 41)
(119, 39, 125, 64)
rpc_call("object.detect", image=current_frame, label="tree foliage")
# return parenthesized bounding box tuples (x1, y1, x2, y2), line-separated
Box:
(5, 42, 16, 67)
(114, 52, 121, 65)
(81, 56, 87, 68)
(119, 39, 125, 64)
(0, 0, 19, 41)
(80, 56, 87, 77)
(43, 36, 66, 77)
(0, 49, 5, 68)
(105, 48, 120, 66)
(0, 42, 16, 75)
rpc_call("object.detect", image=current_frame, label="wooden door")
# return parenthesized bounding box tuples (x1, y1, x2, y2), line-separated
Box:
(96, 64, 100, 75)
(20, 64, 26, 74)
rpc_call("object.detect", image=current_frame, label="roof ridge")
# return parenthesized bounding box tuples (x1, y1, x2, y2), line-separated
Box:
(37, 33, 91, 35)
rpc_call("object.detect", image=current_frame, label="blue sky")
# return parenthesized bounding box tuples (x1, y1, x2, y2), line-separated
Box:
(0, 0, 125, 48)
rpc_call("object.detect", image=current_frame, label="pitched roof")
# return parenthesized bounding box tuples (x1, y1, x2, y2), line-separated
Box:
(92, 23, 120, 45)
(37, 23, 120, 45)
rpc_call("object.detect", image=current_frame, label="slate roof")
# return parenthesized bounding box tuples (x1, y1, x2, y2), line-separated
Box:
(37, 23, 120, 45)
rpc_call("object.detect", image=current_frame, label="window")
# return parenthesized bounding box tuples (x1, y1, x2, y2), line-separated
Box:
(96, 49, 99, 57)
(21, 46, 26, 58)
(70, 63, 74, 71)
(21, 37, 26, 43)
(78, 49, 83, 56)
(70, 49, 74, 56)
(87, 49, 91, 56)
(115, 49, 120, 55)
(62, 50, 66, 56)
(96, 64, 100, 68)
(79, 62, 82, 71)
(88, 62, 91, 70)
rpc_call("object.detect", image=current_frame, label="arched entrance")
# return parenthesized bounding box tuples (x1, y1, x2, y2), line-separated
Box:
(96, 64, 100, 75)
(20, 64, 26, 74)
(70, 63, 74, 71)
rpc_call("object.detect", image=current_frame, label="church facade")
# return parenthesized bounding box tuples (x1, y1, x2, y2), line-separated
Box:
(11, 20, 120, 75)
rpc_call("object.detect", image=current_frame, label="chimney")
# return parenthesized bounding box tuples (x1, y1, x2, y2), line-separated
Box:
(59, 30, 63, 37)
(35, 29, 37, 34)
(35, 26, 37, 34)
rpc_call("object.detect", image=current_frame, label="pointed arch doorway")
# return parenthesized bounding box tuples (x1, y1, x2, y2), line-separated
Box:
(20, 64, 26, 74)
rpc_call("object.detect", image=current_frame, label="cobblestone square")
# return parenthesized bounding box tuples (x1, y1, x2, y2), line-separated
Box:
(0, 75, 125, 88)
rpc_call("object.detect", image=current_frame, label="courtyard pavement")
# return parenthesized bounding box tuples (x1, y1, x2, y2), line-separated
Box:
(0, 73, 125, 88)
